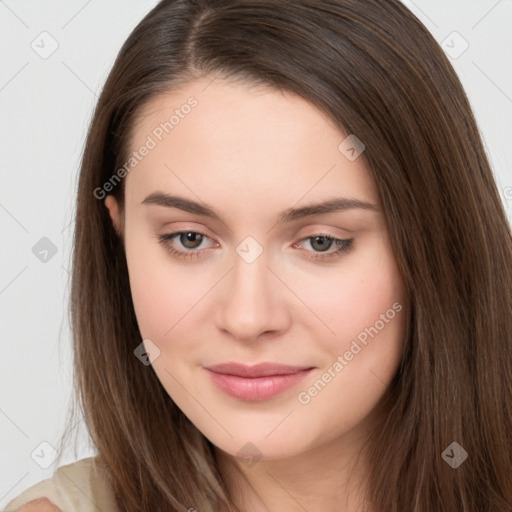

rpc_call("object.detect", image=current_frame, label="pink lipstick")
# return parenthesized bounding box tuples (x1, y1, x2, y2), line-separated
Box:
(203, 362, 314, 401)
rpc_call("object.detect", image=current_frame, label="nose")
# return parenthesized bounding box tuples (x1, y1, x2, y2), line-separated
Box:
(214, 250, 291, 343)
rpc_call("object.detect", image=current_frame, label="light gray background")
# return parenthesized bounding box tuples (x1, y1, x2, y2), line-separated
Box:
(1, 0, 511, 506)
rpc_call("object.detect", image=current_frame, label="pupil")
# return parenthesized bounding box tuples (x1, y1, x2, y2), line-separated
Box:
(312, 236, 332, 252)
(182, 232, 202, 248)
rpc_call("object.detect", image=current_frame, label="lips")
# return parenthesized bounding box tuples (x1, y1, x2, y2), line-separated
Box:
(203, 362, 314, 401)
(205, 362, 312, 377)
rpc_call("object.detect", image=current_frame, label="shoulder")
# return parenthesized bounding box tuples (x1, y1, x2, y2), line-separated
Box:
(15, 498, 60, 511)
(3, 456, 119, 512)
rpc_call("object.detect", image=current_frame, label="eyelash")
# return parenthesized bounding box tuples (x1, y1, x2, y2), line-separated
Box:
(156, 231, 354, 261)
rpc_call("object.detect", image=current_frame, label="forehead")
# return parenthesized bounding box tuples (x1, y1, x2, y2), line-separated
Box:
(124, 77, 378, 215)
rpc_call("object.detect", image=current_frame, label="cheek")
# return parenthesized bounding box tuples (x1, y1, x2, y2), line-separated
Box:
(289, 241, 406, 407)
(284, 239, 405, 352)
(294, 253, 406, 424)
(335, 261, 403, 344)
(124, 227, 207, 341)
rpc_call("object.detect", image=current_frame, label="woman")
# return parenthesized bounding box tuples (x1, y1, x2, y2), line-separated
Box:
(6, 0, 512, 511)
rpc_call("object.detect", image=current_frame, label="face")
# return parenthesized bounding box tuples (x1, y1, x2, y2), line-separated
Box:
(105, 77, 406, 463)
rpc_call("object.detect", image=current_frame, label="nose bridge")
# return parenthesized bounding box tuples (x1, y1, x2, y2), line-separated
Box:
(215, 241, 286, 341)
(232, 247, 268, 295)
(230, 245, 273, 313)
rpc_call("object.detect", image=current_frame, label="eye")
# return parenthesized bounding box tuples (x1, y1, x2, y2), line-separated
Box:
(156, 231, 354, 262)
(157, 231, 218, 260)
(294, 233, 354, 260)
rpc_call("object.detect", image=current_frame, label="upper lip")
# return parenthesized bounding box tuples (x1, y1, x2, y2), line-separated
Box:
(204, 362, 314, 378)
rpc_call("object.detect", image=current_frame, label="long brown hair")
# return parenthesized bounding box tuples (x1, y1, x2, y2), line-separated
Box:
(59, 0, 512, 510)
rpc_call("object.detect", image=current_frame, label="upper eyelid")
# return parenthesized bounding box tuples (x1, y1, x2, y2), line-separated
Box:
(160, 221, 352, 239)
(159, 221, 215, 235)
(162, 231, 218, 248)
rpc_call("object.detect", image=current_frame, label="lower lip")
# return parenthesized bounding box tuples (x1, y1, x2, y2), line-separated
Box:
(205, 368, 314, 401)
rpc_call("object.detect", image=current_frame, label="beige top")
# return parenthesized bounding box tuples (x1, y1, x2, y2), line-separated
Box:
(3, 457, 119, 512)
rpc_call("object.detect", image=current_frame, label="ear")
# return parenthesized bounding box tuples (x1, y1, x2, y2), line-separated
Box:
(105, 195, 122, 235)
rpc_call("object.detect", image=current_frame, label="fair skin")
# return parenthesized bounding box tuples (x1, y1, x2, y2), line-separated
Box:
(19, 498, 60, 512)
(103, 77, 406, 512)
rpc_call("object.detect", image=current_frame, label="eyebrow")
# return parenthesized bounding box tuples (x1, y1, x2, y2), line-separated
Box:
(141, 192, 380, 223)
